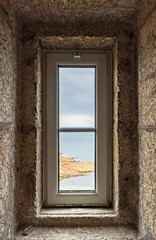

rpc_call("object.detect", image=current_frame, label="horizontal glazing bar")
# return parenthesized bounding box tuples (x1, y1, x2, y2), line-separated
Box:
(58, 128, 96, 132)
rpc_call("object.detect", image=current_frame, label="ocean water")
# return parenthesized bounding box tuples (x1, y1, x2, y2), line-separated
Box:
(60, 172, 95, 191)
(59, 132, 95, 191)
(59, 132, 95, 163)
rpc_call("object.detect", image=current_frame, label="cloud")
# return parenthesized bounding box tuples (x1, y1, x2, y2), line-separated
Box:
(60, 114, 95, 128)
(59, 67, 95, 127)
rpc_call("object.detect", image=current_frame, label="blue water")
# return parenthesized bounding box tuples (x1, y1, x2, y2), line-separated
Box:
(59, 132, 95, 163)
(59, 132, 95, 191)
(60, 172, 95, 191)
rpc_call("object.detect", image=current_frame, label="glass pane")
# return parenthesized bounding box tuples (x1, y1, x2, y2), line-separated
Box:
(59, 132, 95, 192)
(59, 67, 95, 128)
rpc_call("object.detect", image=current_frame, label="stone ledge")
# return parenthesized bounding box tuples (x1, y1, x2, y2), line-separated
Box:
(15, 226, 138, 240)
(38, 208, 116, 216)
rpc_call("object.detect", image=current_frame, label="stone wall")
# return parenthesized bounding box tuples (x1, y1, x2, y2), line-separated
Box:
(14, 17, 139, 230)
(138, 8, 156, 239)
(139, 0, 156, 28)
(0, 1, 155, 239)
(0, 5, 17, 240)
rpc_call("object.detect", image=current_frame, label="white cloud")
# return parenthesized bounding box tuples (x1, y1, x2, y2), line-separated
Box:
(60, 114, 95, 128)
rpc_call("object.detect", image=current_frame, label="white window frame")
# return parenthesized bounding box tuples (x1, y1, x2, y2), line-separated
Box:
(43, 51, 112, 206)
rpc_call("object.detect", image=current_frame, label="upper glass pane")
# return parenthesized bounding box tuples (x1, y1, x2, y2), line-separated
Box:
(58, 67, 95, 128)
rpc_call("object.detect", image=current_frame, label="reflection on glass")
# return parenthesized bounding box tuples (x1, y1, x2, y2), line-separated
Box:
(59, 67, 95, 128)
(59, 132, 95, 191)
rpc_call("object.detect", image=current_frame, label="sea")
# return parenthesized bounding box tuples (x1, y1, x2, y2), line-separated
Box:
(59, 132, 95, 163)
(59, 132, 95, 191)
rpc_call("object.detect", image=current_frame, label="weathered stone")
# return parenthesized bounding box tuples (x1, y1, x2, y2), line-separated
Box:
(138, 9, 156, 127)
(0, 129, 15, 239)
(15, 225, 138, 240)
(140, 129, 156, 238)
(0, 4, 16, 240)
(0, 6, 16, 124)
(138, 8, 156, 240)
(0, 1, 155, 239)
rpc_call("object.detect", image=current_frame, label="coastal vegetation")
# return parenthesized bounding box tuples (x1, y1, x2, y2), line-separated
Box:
(59, 155, 94, 181)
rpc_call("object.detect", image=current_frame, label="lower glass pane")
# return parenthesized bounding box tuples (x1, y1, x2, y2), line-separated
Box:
(59, 132, 95, 192)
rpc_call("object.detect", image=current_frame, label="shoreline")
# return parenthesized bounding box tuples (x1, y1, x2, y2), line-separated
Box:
(59, 155, 94, 181)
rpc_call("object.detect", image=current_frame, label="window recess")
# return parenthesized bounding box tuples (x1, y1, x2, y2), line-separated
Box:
(44, 52, 112, 206)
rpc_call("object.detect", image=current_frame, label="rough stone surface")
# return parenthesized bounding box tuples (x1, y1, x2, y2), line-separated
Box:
(0, 6, 16, 124)
(138, 9, 156, 127)
(1, 0, 155, 29)
(0, 1, 155, 240)
(15, 19, 139, 232)
(15, 226, 138, 240)
(138, 8, 156, 240)
(138, 0, 156, 28)
(139, 129, 156, 239)
(0, 4, 17, 240)
(0, 129, 15, 240)
(14, 0, 139, 27)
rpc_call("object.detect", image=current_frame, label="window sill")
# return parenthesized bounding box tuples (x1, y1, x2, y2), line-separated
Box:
(16, 225, 138, 240)
(37, 207, 117, 217)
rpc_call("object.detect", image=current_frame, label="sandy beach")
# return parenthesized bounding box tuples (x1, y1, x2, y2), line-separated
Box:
(59, 155, 94, 181)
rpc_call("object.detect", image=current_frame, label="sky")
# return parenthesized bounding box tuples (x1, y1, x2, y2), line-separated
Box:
(59, 67, 95, 128)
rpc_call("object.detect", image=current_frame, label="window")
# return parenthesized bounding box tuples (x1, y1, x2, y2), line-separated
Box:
(44, 52, 112, 206)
